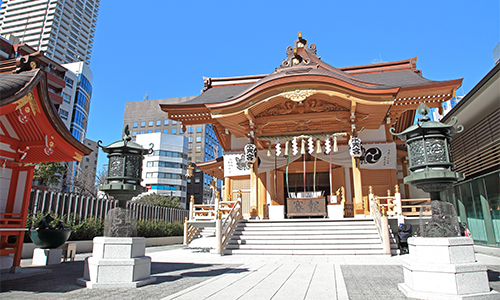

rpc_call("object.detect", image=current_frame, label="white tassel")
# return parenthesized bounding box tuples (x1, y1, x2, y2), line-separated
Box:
(292, 137, 298, 155)
(308, 137, 314, 154)
(316, 139, 322, 154)
(285, 140, 289, 156)
(324, 136, 331, 154)
(301, 138, 306, 154)
(275, 139, 281, 157)
(333, 136, 338, 153)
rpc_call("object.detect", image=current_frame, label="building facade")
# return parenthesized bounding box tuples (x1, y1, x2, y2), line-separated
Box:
(0, 0, 100, 65)
(136, 133, 188, 207)
(441, 62, 500, 247)
(123, 98, 224, 204)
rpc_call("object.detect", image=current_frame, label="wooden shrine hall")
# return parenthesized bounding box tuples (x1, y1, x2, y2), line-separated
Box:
(0, 53, 92, 271)
(161, 33, 462, 221)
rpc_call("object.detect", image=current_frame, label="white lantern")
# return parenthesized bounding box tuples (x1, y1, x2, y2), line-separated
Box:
(348, 136, 363, 158)
(244, 142, 257, 164)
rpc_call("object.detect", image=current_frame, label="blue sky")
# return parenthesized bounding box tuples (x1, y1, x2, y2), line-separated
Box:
(86, 0, 499, 171)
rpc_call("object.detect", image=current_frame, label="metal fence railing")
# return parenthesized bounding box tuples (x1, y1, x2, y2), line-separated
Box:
(28, 188, 189, 224)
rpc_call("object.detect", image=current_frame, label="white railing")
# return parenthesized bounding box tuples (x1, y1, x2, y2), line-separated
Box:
(369, 187, 391, 255)
(216, 193, 242, 254)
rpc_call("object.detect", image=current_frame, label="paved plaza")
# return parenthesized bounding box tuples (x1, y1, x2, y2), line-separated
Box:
(1, 245, 500, 300)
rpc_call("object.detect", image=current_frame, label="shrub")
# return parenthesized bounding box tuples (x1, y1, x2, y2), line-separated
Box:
(24, 212, 182, 241)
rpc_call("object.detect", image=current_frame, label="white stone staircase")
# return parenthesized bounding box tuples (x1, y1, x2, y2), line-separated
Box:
(223, 218, 398, 255)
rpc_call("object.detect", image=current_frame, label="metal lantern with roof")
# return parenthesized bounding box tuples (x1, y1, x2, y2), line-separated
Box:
(98, 125, 153, 207)
(390, 103, 464, 200)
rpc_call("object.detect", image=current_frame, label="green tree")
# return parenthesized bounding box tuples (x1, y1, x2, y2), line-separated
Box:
(135, 194, 182, 209)
(31, 162, 66, 187)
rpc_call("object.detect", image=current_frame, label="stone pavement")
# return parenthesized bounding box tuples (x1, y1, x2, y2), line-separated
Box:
(1, 245, 499, 300)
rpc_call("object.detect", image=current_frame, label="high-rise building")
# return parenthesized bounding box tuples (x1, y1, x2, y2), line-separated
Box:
(0, 0, 100, 65)
(123, 98, 224, 204)
(136, 133, 189, 208)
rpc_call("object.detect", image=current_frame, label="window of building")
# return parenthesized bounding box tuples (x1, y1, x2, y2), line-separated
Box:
(171, 128, 177, 134)
(195, 146, 201, 152)
(64, 77, 74, 88)
(196, 136, 202, 142)
(172, 120, 177, 125)
(163, 129, 168, 133)
(196, 126, 202, 133)
(179, 128, 183, 133)
(141, 121, 146, 127)
(156, 129, 160, 133)
(59, 109, 69, 120)
(140, 130, 145, 134)
(188, 145, 192, 150)
(188, 137, 193, 143)
(133, 122, 138, 127)
(164, 120, 169, 125)
(148, 130, 153, 133)
(156, 120, 161, 126)
(188, 127, 193, 133)
(62, 92, 71, 104)
(148, 121, 153, 126)
(132, 131, 137, 136)
(194, 177, 200, 183)
(187, 178, 191, 183)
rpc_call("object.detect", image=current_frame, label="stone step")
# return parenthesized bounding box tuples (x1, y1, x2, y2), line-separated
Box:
(231, 230, 380, 236)
(236, 224, 377, 230)
(225, 243, 384, 250)
(227, 238, 382, 245)
(230, 233, 380, 240)
(239, 220, 376, 226)
(223, 249, 387, 255)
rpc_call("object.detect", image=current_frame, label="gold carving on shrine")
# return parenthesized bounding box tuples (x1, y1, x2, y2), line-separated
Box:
(73, 152, 83, 162)
(282, 89, 317, 102)
(14, 92, 40, 116)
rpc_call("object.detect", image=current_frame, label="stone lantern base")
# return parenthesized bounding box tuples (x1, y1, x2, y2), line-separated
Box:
(398, 237, 498, 299)
(76, 237, 156, 288)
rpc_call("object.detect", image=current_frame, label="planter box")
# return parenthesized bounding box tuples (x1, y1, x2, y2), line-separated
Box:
(22, 236, 183, 259)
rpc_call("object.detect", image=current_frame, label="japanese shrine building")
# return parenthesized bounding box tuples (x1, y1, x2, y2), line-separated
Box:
(161, 34, 463, 219)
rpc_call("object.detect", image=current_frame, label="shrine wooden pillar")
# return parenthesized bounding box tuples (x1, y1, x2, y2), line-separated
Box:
(224, 177, 232, 201)
(250, 160, 259, 217)
(351, 157, 364, 216)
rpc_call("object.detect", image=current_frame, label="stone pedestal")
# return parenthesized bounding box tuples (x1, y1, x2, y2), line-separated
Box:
(398, 237, 498, 299)
(76, 237, 156, 288)
(32, 248, 62, 265)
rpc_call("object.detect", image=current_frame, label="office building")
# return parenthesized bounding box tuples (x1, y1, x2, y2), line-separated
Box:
(123, 97, 224, 204)
(136, 133, 189, 208)
(0, 0, 100, 65)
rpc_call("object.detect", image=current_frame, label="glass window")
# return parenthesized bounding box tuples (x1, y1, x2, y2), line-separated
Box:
(59, 109, 69, 120)
(148, 130, 153, 133)
(141, 121, 146, 127)
(64, 76, 74, 88)
(187, 178, 191, 183)
(132, 131, 137, 136)
(188, 137, 193, 143)
(195, 177, 200, 183)
(171, 128, 177, 134)
(188, 145, 192, 150)
(62, 92, 71, 104)
(140, 130, 145, 134)
(148, 121, 153, 126)
(133, 122, 138, 127)
(188, 127, 193, 133)
(172, 120, 177, 125)
(196, 136, 202, 142)
(163, 129, 168, 133)
(196, 126, 202, 133)
(196, 146, 201, 152)
(156, 129, 160, 133)
(180, 128, 183, 133)
(156, 120, 161, 126)
(164, 120, 169, 125)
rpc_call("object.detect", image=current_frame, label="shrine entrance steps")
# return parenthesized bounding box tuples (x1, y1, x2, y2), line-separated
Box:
(223, 218, 399, 255)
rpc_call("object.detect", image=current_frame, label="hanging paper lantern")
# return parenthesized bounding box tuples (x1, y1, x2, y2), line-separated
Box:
(308, 137, 314, 154)
(244, 142, 257, 164)
(275, 139, 281, 157)
(333, 136, 338, 153)
(285, 140, 289, 156)
(324, 136, 331, 154)
(292, 137, 298, 155)
(348, 136, 362, 158)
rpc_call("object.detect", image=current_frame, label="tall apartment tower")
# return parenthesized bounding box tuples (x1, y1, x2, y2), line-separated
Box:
(0, 0, 100, 65)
